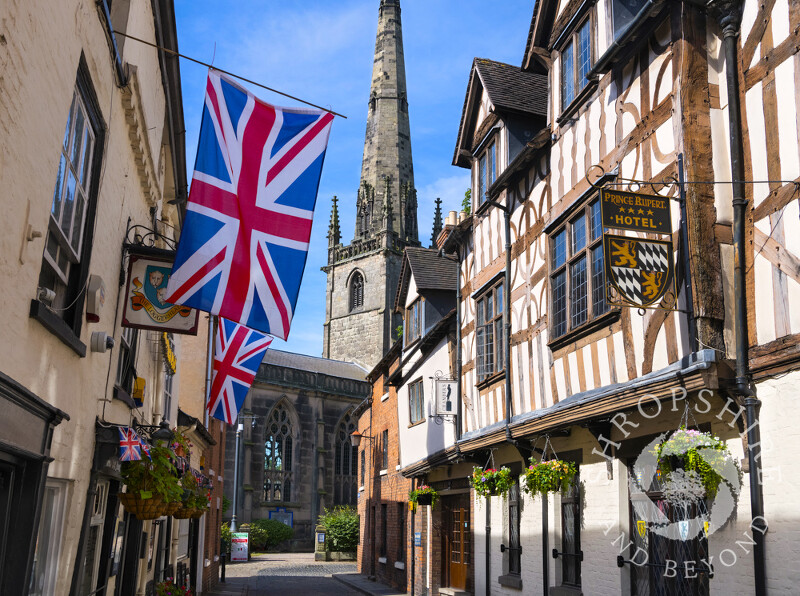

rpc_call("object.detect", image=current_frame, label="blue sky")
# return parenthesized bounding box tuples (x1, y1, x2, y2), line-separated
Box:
(174, 0, 533, 357)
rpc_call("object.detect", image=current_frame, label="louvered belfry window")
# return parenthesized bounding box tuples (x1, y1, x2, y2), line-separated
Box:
(350, 271, 364, 311)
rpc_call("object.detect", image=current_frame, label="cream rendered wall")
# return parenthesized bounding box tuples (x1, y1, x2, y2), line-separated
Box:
(0, 1, 183, 593)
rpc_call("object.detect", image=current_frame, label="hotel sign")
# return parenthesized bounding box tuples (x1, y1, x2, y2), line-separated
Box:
(600, 189, 672, 234)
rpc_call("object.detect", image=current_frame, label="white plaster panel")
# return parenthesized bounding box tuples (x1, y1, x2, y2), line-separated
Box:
(772, 0, 790, 45)
(554, 357, 566, 404)
(711, 106, 734, 224)
(754, 255, 776, 344)
(567, 350, 580, 395)
(612, 330, 628, 381)
(597, 338, 611, 387)
(745, 82, 770, 206)
(651, 326, 669, 372)
(775, 60, 800, 183)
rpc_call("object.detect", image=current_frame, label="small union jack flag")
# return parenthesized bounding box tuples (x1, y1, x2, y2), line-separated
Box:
(208, 318, 273, 424)
(165, 70, 335, 339)
(139, 438, 151, 460)
(119, 427, 142, 462)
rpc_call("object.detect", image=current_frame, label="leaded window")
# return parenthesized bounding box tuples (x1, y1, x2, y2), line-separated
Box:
(561, 468, 581, 586)
(380, 429, 389, 471)
(611, 0, 648, 38)
(561, 17, 593, 111)
(477, 142, 496, 207)
(507, 480, 522, 576)
(350, 271, 364, 312)
(264, 403, 294, 502)
(550, 199, 608, 339)
(476, 281, 504, 382)
(334, 411, 358, 505)
(406, 298, 423, 344)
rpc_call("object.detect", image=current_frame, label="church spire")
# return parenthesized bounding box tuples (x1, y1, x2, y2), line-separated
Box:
(358, 0, 417, 243)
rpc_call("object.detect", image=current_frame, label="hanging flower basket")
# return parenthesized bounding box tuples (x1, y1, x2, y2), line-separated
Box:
(470, 467, 514, 498)
(190, 506, 207, 519)
(521, 460, 577, 496)
(655, 428, 742, 502)
(409, 485, 439, 508)
(172, 505, 195, 519)
(119, 492, 166, 520)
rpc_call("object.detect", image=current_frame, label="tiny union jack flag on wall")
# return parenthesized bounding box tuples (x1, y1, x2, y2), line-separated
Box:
(119, 427, 142, 461)
(166, 70, 335, 339)
(208, 318, 273, 425)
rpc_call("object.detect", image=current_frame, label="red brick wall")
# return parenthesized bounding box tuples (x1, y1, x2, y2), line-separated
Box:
(356, 357, 413, 590)
(201, 419, 226, 591)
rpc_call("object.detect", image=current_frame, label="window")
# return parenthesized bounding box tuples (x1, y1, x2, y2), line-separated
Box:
(380, 503, 388, 558)
(163, 371, 174, 421)
(476, 282, 504, 382)
(78, 480, 108, 596)
(334, 411, 358, 505)
(405, 298, 423, 344)
(507, 481, 522, 577)
(115, 326, 139, 397)
(264, 403, 294, 502)
(477, 142, 496, 207)
(38, 74, 101, 332)
(29, 480, 67, 596)
(560, 469, 581, 587)
(380, 429, 389, 471)
(561, 17, 593, 111)
(350, 271, 364, 312)
(360, 450, 366, 485)
(550, 199, 608, 339)
(611, 0, 648, 38)
(408, 379, 425, 424)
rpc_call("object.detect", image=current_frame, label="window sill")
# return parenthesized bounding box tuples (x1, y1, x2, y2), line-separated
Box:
(549, 585, 583, 596)
(476, 370, 506, 391)
(113, 386, 136, 409)
(359, 486, 365, 492)
(394, 561, 405, 570)
(379, 469, 388, 476)
(381, 392, 390, 402)
(548, 308, 620, 353)
(378, 557, 387, 564)
(408, 418, 425, 429)
(30, 299, 86, 357)
(556, 78, 599, 128)
(499, 574, 523, 590)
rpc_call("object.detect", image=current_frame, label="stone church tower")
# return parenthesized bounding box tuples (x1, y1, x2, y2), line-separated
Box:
(322, 0, 419, 369)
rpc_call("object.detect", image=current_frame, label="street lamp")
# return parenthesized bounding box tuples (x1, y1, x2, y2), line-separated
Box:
(350, 430, 374, 448)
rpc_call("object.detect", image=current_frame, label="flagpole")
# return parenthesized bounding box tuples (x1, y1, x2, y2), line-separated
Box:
(114, 30, 347, 119)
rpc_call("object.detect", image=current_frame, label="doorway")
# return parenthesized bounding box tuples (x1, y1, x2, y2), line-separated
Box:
(443, 494, 470, 591)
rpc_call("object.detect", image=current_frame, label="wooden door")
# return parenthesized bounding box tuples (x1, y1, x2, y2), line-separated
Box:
(448, 502, 470, 590)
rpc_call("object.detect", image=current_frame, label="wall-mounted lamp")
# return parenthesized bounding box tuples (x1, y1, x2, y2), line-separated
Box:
(350, 430, 374, 448)
(134, 420, 174, 443)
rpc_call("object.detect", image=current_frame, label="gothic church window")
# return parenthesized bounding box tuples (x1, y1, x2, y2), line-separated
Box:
(350, 272, 364, 312)
(334, 411, 358, 505)
(264, 403, 294, 502)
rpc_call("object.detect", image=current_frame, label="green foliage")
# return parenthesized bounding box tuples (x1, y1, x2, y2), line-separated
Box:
(655, 428, 741, 500)
(318, 506, 359, 552)
(220, 521, 231, 552)
(121, 444, 182, 503)
(462, 189, 471, 215)
(471, 467, 515, 498)
(522, 460, 577, 497)
(395, 324, 404, 341)
(222, 495, 231, 516)
(408, 485, 439, 508)
(245, 518, 294, 551)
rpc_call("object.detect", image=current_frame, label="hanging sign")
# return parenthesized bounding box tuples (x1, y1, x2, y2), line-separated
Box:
(122, 254, 200, 335)
(434, 379, 457, 416)
(603, 234, 675, 308)
(230, 533, 249, 562)
(600, 189, 672, 234)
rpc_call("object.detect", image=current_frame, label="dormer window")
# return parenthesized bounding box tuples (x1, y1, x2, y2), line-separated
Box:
(561, 17, 593, 112)
(405, 298, 423, 345)
(477, 142, 496, 207)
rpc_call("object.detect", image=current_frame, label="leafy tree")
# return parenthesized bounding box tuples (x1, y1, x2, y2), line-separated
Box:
(462, 189, 471, 215)
(244, 518, 294, 551)
(318, 506, 359, 552)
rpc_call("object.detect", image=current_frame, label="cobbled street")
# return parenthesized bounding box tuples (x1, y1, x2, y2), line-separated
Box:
(214, 553, 361, 595)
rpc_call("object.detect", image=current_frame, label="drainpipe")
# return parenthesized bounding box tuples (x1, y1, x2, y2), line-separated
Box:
(503, 200, 512, 438)
(485, 498, 491, 596)
(454, 242, 463, 442)
(713, 1, 767, 592)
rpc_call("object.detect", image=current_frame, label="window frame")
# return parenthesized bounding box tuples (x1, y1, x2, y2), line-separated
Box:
(380, 429, 389, 472)
(560, 14, 594, 114)
(405, 298, 424, 345)
(476, 141, 497, 208)
(548, 197, 609, 343)
(349, 271, 364, 312)
(408, 378, 425, 425)
(32, 60, 104, 354)
(611, 0, 649, 40)
(263, 403, 295, 503)
(114, 326, 139, 403)
(475, 280, 505, 384)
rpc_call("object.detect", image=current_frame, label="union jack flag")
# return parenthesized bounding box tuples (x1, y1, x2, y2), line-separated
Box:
(139, 438, 151, 460)
(165, 70, 335, 338)
(208, 318, 273, 424)
(119, 427, 142, 462)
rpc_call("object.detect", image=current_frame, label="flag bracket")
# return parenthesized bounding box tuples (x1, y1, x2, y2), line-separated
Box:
(132, 420, 174, 443)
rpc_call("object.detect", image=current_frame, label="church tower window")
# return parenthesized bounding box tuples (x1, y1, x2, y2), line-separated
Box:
(350, 272, 364, 312)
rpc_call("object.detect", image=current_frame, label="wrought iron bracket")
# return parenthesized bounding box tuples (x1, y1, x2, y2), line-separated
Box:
(553, 548, 583, 561)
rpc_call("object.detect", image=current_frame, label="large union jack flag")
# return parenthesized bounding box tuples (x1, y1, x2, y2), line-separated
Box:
(166, 70, 335, 338)
(208, 318, 273, 424)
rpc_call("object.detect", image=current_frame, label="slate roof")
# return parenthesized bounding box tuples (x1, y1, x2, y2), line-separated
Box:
(474, 58, 548, 117)
(405, 247, 458, 292)
(262, 349, 368, 381)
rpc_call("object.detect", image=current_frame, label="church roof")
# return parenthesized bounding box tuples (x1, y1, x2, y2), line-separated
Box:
(262, 349, 368, 381)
